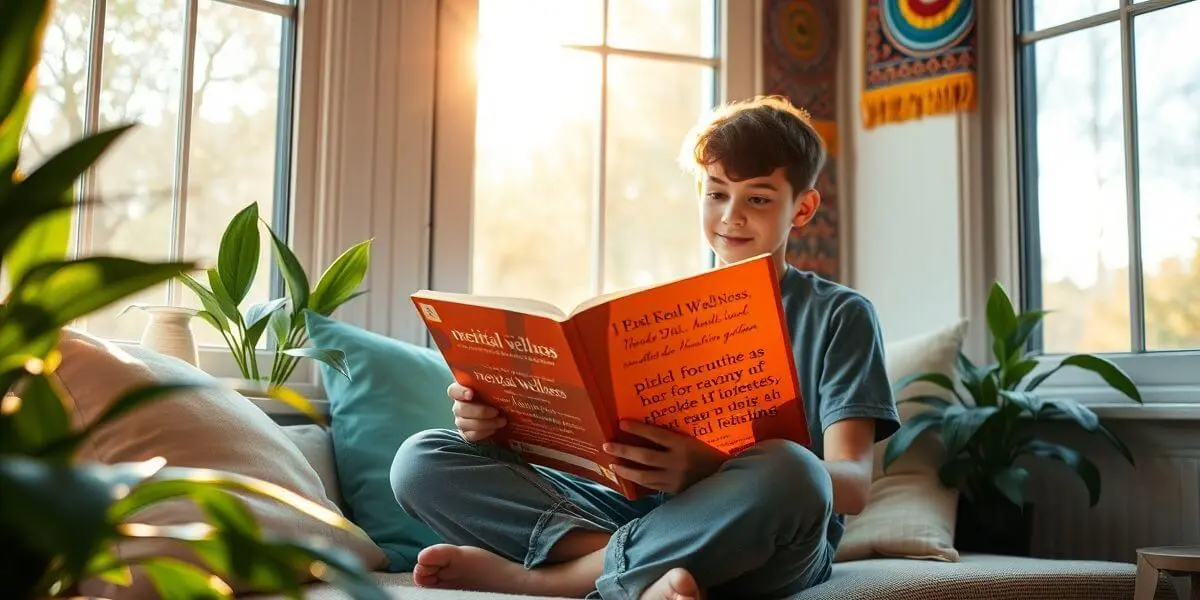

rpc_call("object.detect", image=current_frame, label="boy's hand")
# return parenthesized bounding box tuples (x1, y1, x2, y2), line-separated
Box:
(603, 420, 727, 494)
(448, 382, 506, 441)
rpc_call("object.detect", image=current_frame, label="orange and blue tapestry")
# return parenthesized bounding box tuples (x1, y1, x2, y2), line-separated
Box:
(762, 0, 842, 282)
(862, 0, 978, 128)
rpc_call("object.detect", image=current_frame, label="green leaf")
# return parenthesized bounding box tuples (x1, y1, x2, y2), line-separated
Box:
(1002, 358, 1039, 390)
(0, 456, 167, 578)
(245, 298, 288, 329)
(882, 411, 944, 472)
(1023, 364, 1061, 392)
(1060, 354, 1143, 403)
(283, 347, 350, 381)
(4, 193, 71, 288)
(986, 282, 1019, 345)
(2, 373, 69, 457)
(1096, 422, 1136, 466)
(956, 351, 986, 399)
(275, 539, 389, 600)
(0, 0, 49, 125)
(179, 274, 229, 333)
(991, 466, 1029, 507)
(0, 177, 74, 264)
(937, 456, 976, 489)
(195, 310, 224, 334)
(0, 257, 193, 358)
(265, 225, 309, 321)
(206, 269, 243, 325)
(217, 203, 261, 306)
(38, 383, 202, 460)
(139, 557, 233, 600)
(977, 372, 999, 407)
(15, 124, 134, 204)
(1020, 439, 1101, 506)
(86, 548, 133, 587)
(896, 395, 953, 412)
(940, 404, 1000, 458)
(268, 302, 292, 347)
(892, 372, 960, 399)
(263, 385, 328, 427)
(125, 466, 356, 533)
(1003, 310, 1048, 361)
(1041, 397, 1099, 430)
(243, 298, 287, 349)
(998, 389, 1045, 414)
(0, 78, 32, 191)
(308, 240, 371, 316)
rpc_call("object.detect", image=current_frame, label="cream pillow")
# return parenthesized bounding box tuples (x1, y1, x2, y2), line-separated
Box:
(834, 319, 967, 563)
(52, 336, 387, 599)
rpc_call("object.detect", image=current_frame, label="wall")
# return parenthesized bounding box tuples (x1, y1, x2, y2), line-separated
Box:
(843, 0, 964, 345)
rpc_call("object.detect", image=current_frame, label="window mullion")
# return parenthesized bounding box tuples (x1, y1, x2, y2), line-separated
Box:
(77, 0, 107, 260)
(1119, 2, 1146, 352)
(169, 0, 201, 306)
(592, 0, 610, 298)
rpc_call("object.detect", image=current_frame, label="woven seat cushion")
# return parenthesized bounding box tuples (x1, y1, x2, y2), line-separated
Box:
(798, 553, 1178, 600)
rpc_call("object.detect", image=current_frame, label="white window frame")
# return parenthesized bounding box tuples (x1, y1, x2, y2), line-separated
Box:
(971, 0, 1200, 418)
(35, 0, 322, 398)
(429, 0, 760, 303)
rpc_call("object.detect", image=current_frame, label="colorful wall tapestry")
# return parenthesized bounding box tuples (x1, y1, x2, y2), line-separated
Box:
(862, 0, 978, 128)
(762, 0, 842, 282)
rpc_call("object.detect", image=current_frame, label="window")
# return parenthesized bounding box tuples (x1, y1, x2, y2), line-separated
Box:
(1016, 0, 1200, 357)
(465, 0, 722, 313)
(15, 0, 297, 350)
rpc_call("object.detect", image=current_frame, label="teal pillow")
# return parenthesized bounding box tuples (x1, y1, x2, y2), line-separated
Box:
(304, 311, 454, 571)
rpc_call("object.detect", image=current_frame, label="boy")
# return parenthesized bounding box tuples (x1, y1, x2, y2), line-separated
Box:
(390, 95, 899, 600)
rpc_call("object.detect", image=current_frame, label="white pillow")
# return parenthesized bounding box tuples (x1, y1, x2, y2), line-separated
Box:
(52, 336, 387, 598)
(834, 319, 966, 563)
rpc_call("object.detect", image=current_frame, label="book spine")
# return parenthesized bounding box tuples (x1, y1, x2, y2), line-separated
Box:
(562, 318, 640, 499)
(767, 257, 810, 448)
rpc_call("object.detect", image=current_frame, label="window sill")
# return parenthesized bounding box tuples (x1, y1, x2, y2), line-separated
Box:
(1037, 382, 1200, 420)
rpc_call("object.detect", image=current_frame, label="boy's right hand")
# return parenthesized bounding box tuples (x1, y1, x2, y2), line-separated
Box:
(449, 382, 507, 441)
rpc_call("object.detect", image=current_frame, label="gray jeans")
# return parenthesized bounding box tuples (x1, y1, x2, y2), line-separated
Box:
(390, 428, 834, 600)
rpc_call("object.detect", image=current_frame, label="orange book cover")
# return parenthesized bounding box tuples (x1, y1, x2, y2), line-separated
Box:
(411, 253, 809, 500)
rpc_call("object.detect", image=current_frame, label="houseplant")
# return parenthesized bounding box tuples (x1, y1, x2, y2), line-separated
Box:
(882, 282, 1143, 556)
(1, 2, 386, 598)
(178, 201, 371, 390)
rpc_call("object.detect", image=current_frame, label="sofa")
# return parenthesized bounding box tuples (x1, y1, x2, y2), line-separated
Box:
(260, 421, 1179, 600)
(52, 320, 1178, 600)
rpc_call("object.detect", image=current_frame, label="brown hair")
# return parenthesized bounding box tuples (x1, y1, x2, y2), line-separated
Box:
(679, 95, 826, 195)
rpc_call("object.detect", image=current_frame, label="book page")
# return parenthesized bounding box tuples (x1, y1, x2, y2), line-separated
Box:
(571, 255, 809, 456)
(411, 296, 620, 488)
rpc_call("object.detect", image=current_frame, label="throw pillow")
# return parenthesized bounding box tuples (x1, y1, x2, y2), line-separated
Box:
(52, 335, 388, 599)
(304, 312, 457, 571)
(833, 319, 966, 563)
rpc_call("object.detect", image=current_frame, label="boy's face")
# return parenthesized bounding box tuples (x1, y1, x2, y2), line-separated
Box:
(699, 162, 820, 272)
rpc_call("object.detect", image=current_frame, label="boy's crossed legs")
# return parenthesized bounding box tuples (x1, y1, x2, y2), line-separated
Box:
(390, 428, 834, 600)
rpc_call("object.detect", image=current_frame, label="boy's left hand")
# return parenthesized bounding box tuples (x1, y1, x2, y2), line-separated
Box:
(603, 420, 728, 494)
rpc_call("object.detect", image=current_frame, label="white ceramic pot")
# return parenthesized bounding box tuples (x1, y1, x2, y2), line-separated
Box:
(133, 305, 201, 367)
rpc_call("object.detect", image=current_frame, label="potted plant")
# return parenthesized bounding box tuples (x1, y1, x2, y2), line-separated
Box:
(883, 282, 1143, 556)
(177, 201, 371, 393)
(1, 2, 385, 598)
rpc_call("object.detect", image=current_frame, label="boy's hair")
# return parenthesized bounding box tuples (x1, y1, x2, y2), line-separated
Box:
(679, 95, 826, 196)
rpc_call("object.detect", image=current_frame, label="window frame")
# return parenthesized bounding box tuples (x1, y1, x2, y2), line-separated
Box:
(33, 0, 323, 397)
(429, 0, 757, 309)
(988, 0, 1200, 415)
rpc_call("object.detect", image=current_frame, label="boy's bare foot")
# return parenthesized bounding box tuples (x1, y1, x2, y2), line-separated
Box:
(640, 568, 701, 600)
(412, 544, 532, 593)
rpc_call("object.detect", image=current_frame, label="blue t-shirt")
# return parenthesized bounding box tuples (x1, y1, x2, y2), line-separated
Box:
(779, 265, 900, 549)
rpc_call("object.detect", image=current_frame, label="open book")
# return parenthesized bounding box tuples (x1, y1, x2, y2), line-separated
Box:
(410, 253, 809, 500)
